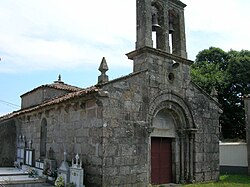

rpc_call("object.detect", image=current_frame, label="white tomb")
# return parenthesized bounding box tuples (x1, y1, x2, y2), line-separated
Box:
(16, 135, 26, 167)
(70, 153, 85, 187)
(58, 152, 70, 186)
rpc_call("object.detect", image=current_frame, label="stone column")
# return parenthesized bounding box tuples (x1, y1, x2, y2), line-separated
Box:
(244, 96, 250, 175)
(136, 0, 153, 49)
(178, 9, 187, 58)
(174, 136, 180, 183)
(188, 131, 195, 182)
(169, 3, 187, 58)
(185, 132, 189, 181)
(178, 130, 185, 183)
(154, 1, 169, 52)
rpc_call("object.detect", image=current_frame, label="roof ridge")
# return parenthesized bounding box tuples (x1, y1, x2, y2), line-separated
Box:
(21, 82, 82, 97)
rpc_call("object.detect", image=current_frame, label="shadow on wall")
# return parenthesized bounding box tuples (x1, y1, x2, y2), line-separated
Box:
(0, 119, 16, 167)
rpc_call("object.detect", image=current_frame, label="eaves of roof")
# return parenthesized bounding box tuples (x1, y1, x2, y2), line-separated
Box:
(2, 70, 147, 122)
(0, 86, 99, 122)
(191, 81, 222, 109)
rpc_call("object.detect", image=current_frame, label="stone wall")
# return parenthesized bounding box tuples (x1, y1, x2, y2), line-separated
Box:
(21, 87, 69, 109)
(101, 72, 149, 187)
(17, 95, 104, 186)
(188, 84, 220, 182)
(100, 47, 220, 185)
(99, 50, 220, 186)
(0, 119, 16, 167)
(144, 51, 220, 183)
(14, 47, 220, 186)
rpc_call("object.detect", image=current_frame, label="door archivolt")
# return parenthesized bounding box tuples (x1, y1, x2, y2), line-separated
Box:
(149, 93, 196, 183)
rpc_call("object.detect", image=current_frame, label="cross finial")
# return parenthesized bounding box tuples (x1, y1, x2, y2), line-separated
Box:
(210, 86, 218, 101)
(54, 74, 64, 84)
(210, 87, 218, 97)
(63, 151, 67, 162)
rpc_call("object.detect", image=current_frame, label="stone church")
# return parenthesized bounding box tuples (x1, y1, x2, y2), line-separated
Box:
(0, 0, 221, 186)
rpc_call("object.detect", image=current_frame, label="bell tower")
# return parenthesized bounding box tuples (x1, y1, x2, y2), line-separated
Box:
(126, 1, 196, 184)
(128, 0, 189, 74)
(135, 0, 187, 57)
(136, 0, 169, 52)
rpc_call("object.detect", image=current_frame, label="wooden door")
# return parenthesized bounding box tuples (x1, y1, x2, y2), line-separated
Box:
(151, 137, 172, 184)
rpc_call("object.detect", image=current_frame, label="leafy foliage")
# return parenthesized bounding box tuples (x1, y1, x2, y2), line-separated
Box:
(184, 175, 250, 187)
(55, 176, 65, 187)
(191, 47, 250, 139)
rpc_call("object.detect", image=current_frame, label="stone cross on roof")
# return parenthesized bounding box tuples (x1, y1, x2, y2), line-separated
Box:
(72, 153, 82, 168)
(54, 74, 64, 84)
(210, 86, 218, 101)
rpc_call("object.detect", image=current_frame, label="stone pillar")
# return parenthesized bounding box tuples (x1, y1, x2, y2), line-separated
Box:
(177, 9, 187, 58)
(136, 0, 171, 51)
(244, 96, 250, 175)
(153, 0, 169, 52)
(188, 130, 196, 182)
(185, 133, 189, 181)
(178, 130, 185, 183)
(136, 0, 153, 49)
(168, 1, 187, 58)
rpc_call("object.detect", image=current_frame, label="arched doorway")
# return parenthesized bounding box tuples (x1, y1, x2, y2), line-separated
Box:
(40, 118, 47, 158)
(148, 92, 196, 184)
(151, 110, 176, 184)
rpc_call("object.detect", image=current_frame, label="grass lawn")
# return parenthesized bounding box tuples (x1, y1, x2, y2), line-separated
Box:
(184, 175, 250, 187)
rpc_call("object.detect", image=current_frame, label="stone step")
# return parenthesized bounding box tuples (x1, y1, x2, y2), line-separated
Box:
(0, 167, 51, 185)
(0, 173, 28, 176)
(0, 168, 28, 176)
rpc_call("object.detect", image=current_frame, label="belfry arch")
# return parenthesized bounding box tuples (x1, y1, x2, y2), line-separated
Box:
(148, 92, 197, 184)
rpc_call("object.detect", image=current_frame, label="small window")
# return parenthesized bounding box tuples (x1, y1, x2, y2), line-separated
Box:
(168, 73, 175, 82)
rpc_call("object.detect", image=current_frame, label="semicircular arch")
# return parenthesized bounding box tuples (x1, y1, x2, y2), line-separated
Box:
(147, 91, 195, 130)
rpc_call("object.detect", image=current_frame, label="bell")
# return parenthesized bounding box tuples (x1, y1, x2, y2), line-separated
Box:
(169, 12, 175, 34)
(152, 13, 161, 32)
(169, 22, 174, 34)
(172, 60, 179, 69)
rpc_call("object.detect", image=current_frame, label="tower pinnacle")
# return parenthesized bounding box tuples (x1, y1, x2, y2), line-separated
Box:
(97, 57, 109, 84)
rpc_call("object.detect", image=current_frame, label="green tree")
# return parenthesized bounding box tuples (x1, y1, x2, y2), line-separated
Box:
(191, 47, 250, 139)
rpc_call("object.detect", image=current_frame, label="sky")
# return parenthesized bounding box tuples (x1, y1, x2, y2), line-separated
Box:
(0, 0, 249, 116)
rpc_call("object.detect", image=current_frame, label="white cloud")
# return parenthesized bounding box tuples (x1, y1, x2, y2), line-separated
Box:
(184, 0, 250, 59)
(0, 0, 249, 116)
(0, 0, 249, 71)
(0, 0, 136, 73)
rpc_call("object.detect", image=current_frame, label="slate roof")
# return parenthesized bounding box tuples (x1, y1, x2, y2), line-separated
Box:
(0, 86, 99, 122)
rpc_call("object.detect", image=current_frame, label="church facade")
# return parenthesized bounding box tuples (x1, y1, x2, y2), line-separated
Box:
(0, 0, 221, 186)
